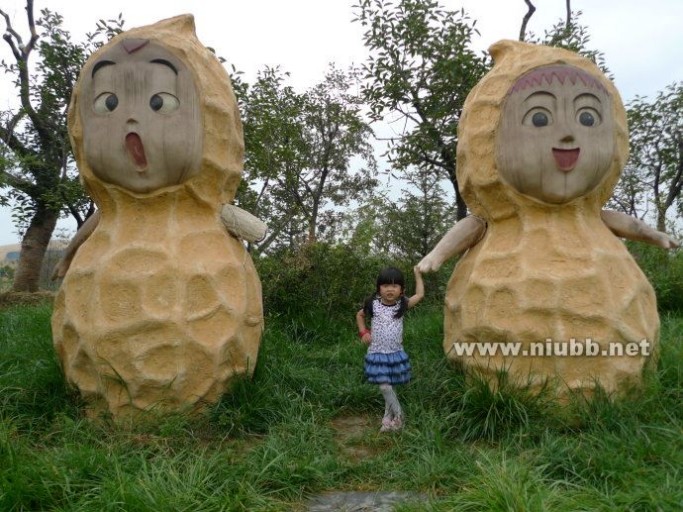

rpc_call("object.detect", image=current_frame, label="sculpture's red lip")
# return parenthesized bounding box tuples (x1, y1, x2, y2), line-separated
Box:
(126, 132, 147, 170)
(552, 147, 580, 172)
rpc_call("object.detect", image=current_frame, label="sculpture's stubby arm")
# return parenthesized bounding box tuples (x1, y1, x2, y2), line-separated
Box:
(417, 215, 487, 272)
(51, 210, 101, 280)
(601, 209, 680, 249)
(220, 204, 268, 243)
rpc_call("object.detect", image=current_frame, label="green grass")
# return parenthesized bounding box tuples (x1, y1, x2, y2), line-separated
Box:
(1, 302, 683, 511)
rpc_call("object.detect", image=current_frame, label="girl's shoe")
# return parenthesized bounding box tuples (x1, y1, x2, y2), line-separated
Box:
(379, 416, 404, 433)
(391, 416, 404, 431)
(379, 417, 394, 433)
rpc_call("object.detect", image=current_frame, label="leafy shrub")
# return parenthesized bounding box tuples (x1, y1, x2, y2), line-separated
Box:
(255, 242, 452, 321)
(628, 241, 683, 313)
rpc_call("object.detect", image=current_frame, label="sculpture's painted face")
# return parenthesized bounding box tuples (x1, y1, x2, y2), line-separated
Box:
(79, 39, 202, 193)
(496, 65, 615, 204)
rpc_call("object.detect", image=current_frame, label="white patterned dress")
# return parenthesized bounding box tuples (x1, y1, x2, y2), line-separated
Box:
(364, 299, 412, 385)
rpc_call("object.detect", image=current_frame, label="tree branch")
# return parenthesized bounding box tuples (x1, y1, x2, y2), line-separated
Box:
(254, 176, 270, 209)
(519, 0, 536, 42)
(0, 122, 31, 160)
(0, 167, 35, 193)
(0, 9, 24, 60)
(255, 223, 285, 253)
(276, 173, 308, 213)
(63, 200, 84, 226)
(24, 0, 39, 58)
(6, 111, 25, 140)
(1, 1, 52, 148)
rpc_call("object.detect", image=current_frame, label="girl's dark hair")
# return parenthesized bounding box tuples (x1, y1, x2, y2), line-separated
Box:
(363, 267, 409, 319)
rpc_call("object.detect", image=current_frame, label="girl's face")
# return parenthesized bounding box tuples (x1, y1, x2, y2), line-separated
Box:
(379, 283, 403, 304)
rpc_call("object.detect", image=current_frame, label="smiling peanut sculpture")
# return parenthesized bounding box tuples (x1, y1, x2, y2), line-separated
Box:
(51, 15, 265, 419)
(418, 40, 678, 398)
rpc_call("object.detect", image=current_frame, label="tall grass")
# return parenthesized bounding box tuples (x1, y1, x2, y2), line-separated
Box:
(1, 301, 682, 510)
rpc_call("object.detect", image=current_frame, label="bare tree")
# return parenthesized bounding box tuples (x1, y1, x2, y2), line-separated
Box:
(0, 2, 121, 291)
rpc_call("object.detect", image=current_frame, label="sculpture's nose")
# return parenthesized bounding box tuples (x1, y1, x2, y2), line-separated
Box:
(560, 134, 575, 144)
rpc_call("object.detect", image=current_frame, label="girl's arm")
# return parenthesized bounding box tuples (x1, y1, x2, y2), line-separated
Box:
(356, 309, 371, 345)
(407, 266, 425, 308)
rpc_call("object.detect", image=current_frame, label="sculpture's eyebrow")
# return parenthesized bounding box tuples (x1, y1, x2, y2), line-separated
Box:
(91, 60, 115, 78)
(524, 91, 556, 103)
(574, 92, 602, 104)
(150, 58, 178, 75)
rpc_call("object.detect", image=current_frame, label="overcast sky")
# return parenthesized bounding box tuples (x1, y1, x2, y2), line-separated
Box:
(1, 0, 682, 245)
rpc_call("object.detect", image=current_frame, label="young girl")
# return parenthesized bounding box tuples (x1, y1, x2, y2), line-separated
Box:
(356, 266, 424, 432)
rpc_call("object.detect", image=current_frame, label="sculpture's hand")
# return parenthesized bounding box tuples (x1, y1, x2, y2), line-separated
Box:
(417, 253, 444, 273)
(51, 257, 71, 281)
(601, 210, 680, 250)
(221, 204, 267, 243)
(656, 232, 680, 249)
(417, 215, 486, 273)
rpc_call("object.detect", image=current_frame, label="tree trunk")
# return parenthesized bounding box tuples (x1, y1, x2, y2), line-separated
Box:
(12, 206, 59, 292)
(656, 207, 667, 233)
(446, 174, 468, 220)
(307, 197, 320, 245)
(455, 187, 468, 220)
(306, 217, 317, 245)
(444, 149, 467, 220)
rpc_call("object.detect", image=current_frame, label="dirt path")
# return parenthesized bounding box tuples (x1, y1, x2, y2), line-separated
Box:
(306, 415, 428, 511)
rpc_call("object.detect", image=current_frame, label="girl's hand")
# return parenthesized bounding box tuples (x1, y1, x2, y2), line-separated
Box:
(361, 332, 372, 345)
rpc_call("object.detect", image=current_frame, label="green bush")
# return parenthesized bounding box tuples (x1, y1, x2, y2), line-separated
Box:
(255, 240, 683, 317)
(627, 241, 683, 313)
(255, 242, 453, 322)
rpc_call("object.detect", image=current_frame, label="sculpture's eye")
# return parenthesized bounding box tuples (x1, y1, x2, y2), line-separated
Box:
(149, 93, 180, 113)
(532, 112, 549, 127)
(577, 108, 600, 127)
(523, 108, 552, 127)
(93, 92, 118, 113)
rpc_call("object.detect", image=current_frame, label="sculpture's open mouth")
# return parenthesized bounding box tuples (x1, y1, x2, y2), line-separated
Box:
(552, 148, 580, 172)
(126, 132, 147, 170)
